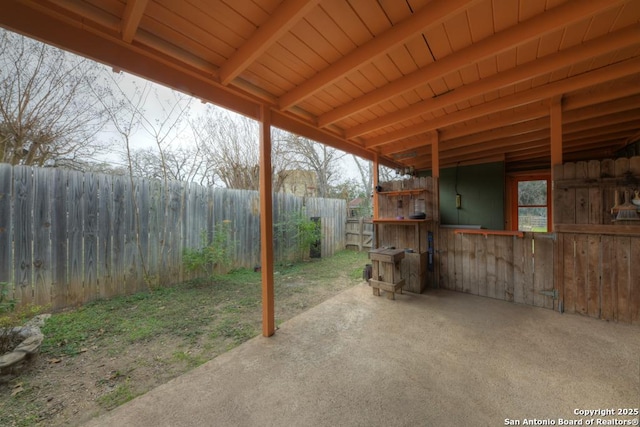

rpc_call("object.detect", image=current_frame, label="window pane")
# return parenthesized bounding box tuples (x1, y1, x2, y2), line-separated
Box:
(518, 207, 548, 232)
(518, 180, 547, 205)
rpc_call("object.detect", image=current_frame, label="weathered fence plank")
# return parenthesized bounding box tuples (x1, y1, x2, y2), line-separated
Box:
(0, 164, 13, 292)
(13, 166, 33, 306)
(98, 173, 113, 299)
(112, 175, 127, 296)
(67, 171, 84, 306)
(4, 165, 347, 310)
(33, 168, 52, 306)
(630, 238, 640, 325)
(84, 172, 98, 303)
(586, 234, 600, 318)
(51, 169, 68, 309)
(615, 236, 631, 324)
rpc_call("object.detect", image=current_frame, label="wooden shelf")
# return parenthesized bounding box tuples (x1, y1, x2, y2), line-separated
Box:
(373, 218, 431, 224)
(453, 229, 524, 238)
(377, 189, 426, 197)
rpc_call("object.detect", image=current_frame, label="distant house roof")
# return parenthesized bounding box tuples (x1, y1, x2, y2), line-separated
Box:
(348, 198, 364, 209)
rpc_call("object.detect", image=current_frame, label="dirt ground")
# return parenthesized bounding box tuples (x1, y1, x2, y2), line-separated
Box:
(0, 252, 367, 426)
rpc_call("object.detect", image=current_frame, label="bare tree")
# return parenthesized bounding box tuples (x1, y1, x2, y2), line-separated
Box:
(192, 107, 292, 191)
(281, 135, 345, 197)
(351, 155, 373, 215)
(0, 29, 110, 168)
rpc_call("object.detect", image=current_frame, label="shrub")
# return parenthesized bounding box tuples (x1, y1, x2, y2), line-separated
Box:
(183, 220, 235, 278)
(275, 210, 321, 262)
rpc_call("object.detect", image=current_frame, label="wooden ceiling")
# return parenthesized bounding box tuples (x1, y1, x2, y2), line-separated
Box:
(2, 0, 639, 172)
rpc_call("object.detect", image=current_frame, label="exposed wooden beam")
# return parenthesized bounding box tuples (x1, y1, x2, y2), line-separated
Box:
(431, 132, 439, 179)
(278, 0, 476, 109)
(438, 103, 549, 141)
(438, 91, 640, 143)
(364, 56, 640, 148)
(440, 118, 549, 150)
(564, 110, 640, 134)
(564, 95, 640, 122)
(563, 76, 640, 111)
(259, 105, 275, 337)
(219, 0, 319, 86)
(347, 24, 640, 139)
(434, 105, 640, 154)
(318, 0, 628, 127)
(122, 0, 149, 43)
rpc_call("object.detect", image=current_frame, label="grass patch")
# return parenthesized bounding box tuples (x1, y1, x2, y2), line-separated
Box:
(41, 250, 368, 359)
(96, 380, 139, 410)
(5, 250, 368, 427)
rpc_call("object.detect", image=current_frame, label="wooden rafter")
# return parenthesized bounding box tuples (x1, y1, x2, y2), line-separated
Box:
(219, 0, 320, 86)
(364, 57, 640, 149)
(277, 0, 476, 109)
(346, 24, 640, 139)
(318, 0, 628, 128)
(121, 0, 149, 43)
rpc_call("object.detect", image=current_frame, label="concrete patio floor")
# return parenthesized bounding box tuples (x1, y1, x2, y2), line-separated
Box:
(85, 282, 640, 427)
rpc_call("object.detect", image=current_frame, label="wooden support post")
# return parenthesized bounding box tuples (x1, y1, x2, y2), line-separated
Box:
(550, 96, 563, 231)
(373, 153, 379, 220)
(550, 96, 564, 314)
(430, 131, 440, 223)
(259, 105, 275, 337)
(550, 97, 563, 169)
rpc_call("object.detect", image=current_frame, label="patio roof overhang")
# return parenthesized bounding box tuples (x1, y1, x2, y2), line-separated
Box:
(2, 0, 639, 336)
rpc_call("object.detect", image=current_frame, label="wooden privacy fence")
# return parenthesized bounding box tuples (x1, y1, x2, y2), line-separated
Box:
(0, 164, 346, 310)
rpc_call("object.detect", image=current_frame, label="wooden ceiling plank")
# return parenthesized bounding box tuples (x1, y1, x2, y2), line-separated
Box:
(612, 1, 640, 29)
(492, 0, 519, 32)
(441, 117, 550, 150)
(443, 10, 473, 52)
(584, 4, 625, 40)
(319, 0, 370, 46)
(277, 33, 327, 72)
(347, 24, 640, 138)
(565, 115, 640, 139)
(122, 0, 149, 42)
(364, 56, 640, 148)
(151, 0, 246, 54)
(441, 89, 640, 142)
(305, 6, 355, 56)
(565, 94, 640, 122)
(219, 0, 320, 85)
(466, 0, 493, 42)
(318, 0, 626, 127)
(187, 0, 256, 35)
(278, 0, 476, 109)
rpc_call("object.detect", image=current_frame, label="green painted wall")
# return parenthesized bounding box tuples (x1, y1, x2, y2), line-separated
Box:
(438, 162, 505, 230)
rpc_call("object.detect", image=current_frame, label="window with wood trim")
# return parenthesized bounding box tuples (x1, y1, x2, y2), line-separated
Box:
(510, 174, 552, 232)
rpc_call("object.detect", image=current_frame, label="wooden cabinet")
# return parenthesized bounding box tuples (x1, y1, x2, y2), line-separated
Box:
(373, 180, 435, 294)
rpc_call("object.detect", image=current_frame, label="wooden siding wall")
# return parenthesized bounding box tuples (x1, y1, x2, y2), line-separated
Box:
(557, 233, 639, 324)
(437, 229, 555, 310)
(0, 165, 346, 310)
(436, 155, 640, 325)
(552, 155, 640, 324)
(554, 156, 640, 225)
(377, 177, 434, 219)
